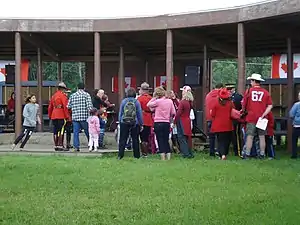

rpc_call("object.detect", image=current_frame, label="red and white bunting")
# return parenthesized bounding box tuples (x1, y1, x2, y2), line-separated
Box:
(153, 75, 179, 91)
(111, 76, 137, 92)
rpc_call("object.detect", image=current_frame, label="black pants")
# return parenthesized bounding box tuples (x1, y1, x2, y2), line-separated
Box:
(140, 125, 151, 143)
(14, 126, 35, 148)
(52, 119, 66, 136)
(118, 123, 140, 159)
(232, 122, 243, 156)
(65, 121, 72, 146)
(154, 122, 171, 154)
(292, 127, 300, 157)
(216, 131, 232, 156)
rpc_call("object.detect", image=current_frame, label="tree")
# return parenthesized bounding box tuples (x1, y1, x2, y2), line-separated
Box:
(212, 57, 271, 86)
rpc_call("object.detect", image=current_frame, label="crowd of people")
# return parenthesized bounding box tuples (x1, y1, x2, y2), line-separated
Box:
(8, 72, 300, 160)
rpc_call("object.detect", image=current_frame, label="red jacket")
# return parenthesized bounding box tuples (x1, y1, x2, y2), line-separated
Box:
(7, 98, 15, 112)
(137, 93, 153, 127)
(48, 90, 70, 120)
(175, 100, 192, 136)
(266, 112, 274, 136)
(205, 89, 219, 121)
(211, 100, 233, 133)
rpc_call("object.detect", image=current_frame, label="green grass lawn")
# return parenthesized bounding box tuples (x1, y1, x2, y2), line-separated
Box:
(1, 154, 300, 225)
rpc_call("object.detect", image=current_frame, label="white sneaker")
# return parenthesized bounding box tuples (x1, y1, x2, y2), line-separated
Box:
(11, 144, 16, 150)
(92, 148, 98, 152)
(88, 148, 93, 152)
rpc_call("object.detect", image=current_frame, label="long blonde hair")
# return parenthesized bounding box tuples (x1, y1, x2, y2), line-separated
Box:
(182, 91, 194, 102)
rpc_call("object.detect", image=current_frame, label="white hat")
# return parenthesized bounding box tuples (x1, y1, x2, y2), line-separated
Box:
(57, 82, 67, 89)
(180, 85, 192, 92)
(247, 73, 265, 82)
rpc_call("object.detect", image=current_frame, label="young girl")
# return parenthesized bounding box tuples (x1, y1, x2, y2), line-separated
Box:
(12, 94, 41, 150)
(87, 108, 100, 152)
(99, 108, 107, 149)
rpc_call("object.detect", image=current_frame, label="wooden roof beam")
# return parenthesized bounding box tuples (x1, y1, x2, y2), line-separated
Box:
(113, 34, 149, 60)
(175, 30, 237, 58)
(21, 33, 60, 61)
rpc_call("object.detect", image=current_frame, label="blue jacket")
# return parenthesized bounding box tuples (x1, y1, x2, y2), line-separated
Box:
(119, 97, 143, 126)
(289, 102, 300, 126)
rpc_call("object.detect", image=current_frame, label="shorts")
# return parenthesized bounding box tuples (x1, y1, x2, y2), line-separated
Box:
(246, 123, 266, 136)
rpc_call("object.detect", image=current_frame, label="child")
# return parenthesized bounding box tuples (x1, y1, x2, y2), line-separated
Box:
(12, 94, 41, 150)
(87, 108, 100, 152)
(266, 112, 275, 159)
(99, 108, 107, 149)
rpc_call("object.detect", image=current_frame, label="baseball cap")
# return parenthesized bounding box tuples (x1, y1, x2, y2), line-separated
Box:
(180, 85, 192, 92)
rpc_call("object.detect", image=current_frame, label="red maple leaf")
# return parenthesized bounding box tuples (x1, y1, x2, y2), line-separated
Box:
(125, 82, 129, 88)
(161, 80, 166, 87)
(281, 62, 298, 73)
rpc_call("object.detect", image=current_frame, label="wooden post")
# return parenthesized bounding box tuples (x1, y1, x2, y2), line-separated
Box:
(237, 23, 246, 94)
(15, 32, 22, 137)
(118, 46, 125, 103)
(166, 29, 173, 91)
(287, 38, 293, 152)
(37, 48, 44, 132)
(94, 32, 101, 89)
(202, 44, 208, 133)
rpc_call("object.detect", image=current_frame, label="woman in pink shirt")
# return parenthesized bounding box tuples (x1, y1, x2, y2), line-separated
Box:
(147, 86, 176, 160)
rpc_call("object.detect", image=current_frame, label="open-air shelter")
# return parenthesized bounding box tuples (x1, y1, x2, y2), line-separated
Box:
(0, 0, 299, 150)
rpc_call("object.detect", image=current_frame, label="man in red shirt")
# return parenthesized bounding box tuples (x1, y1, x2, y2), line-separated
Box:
(242, 74, 273, 159)
(137, 82, 153, 157)
(48, 82, 70, 151)
(205, 83, 224, 156)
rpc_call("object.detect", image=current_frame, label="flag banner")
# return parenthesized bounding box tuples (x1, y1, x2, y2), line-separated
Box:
(0, 60, 29, 82)
(272, 54, 300, 78)
(112, 76, 137, 93)
(154, 75, 179, 91)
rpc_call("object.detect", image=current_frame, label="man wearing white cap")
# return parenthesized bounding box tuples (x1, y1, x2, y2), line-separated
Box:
(241, 73, 273, 159)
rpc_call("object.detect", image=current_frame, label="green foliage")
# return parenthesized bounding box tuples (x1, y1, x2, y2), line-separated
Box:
(212, 57, 272, 86)
(28, 62, 85, 92)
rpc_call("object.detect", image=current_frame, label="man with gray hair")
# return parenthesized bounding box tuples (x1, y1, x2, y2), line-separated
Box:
(137, 82, 153, 157)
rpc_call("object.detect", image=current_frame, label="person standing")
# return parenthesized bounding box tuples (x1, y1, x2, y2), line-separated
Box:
(210, 88, 234, 160)
(87, 108, 100, 152)
(48, 82, 70, 151)
(241, 74, 273, 159)
(137, 82, 153, 157)
(147, 87, 176, 160)
(11, 94, 41, 150)
(67, 83, 93, 152)
(205, 83, 224, 156)
(289, 91, 300, 159)
(226, 83, 243, 156)
(175, 91, 194, 158)
(118, 88, 143, 160)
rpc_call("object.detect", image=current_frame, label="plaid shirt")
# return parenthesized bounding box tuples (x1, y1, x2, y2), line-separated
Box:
(67, 90, 93, 121)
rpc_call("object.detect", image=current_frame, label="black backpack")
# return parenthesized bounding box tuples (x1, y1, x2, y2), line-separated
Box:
(122, 99, 137, 125)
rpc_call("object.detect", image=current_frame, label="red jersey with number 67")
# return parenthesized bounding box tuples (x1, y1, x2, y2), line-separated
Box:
(242, 86, 272, 124)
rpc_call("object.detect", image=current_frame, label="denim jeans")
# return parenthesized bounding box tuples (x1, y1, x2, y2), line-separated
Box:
(99, 128, 105, 147)
(72, 121, 89, 150)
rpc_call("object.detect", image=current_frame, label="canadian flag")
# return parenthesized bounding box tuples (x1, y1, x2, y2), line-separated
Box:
(272, 54, 300, 78)
(0, 60, 29, 82)
(112, 76, 136, 93)
(154, 75, 179, 91)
